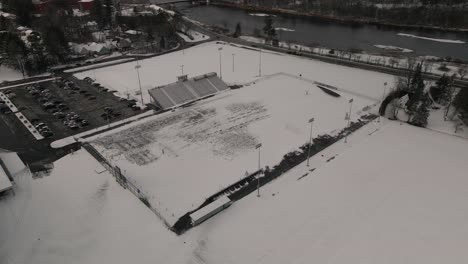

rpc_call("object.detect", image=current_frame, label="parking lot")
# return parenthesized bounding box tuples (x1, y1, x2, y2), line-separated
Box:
(2, 75, 144, 141)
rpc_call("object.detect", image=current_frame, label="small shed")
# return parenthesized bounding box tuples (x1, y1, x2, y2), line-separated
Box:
(190, 196, 232, 226)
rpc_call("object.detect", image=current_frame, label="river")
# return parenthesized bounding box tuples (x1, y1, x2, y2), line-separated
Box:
(178, 4, 468, 61)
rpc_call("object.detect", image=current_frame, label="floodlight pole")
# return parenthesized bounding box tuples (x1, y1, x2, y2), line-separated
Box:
(135, 61, 144, 106)
(258, 48, 262, 77)
(256, 143, 262, 197)
(344, 99, 353, 143)
(218, 47, 223, 80)
(232, 53, 235, 72)
(306, 118, 314, 167)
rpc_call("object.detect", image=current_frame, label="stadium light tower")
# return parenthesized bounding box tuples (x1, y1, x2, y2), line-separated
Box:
(306, 117, 315, 167)
(135, 60, 144, 106)
(255, 143, 262, 197)
(258, 48, 262, 77)
(232, 53, 235, 72)
(218, 47, 223, 79)
(344, 98, 354, 143)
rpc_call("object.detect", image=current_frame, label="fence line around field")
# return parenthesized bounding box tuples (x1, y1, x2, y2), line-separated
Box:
(82, 143, 172, 229)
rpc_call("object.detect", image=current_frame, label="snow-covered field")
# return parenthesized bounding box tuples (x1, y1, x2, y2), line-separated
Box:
(89, 73, 375, 225)
(75, 41, 394, 104)
(181, 120, 468, 264)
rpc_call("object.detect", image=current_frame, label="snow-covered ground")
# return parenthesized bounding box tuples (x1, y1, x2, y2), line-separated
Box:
(63, 58, 134, 73)
(75, 41, 394, 104)
(89, 73, 376, 225)
(181, 120, 468, 264)
(177, 30, 210, 43)
(0, 66, 23, 82)
(0, 149, 188, 264)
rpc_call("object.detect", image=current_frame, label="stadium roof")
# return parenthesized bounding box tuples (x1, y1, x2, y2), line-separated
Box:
(148, 72, 229, 110)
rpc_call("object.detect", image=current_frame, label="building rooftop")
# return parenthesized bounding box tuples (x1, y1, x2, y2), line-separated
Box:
(148, 72, 229, 110)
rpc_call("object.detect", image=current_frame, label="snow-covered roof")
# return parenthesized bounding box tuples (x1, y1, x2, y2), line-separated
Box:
(148, 72, 229, 110)
(0, 165, 12, 193)
(190, 196, 231, 223)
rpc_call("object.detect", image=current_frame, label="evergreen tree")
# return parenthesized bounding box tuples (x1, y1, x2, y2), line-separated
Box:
(233, 23, 242, 38)
(436, 74, 450, 104)
(406, 63, 425, 120)
(160, 36, 166, 50)
(410, 95, 431, 127)
(5, 0, 34, 26)
(263, 16, 276, 42)
(42, 25, 69, 63)
(105, 0, 113, 28)
(453, 87, 468, 117)
(91, 0, 105, 30)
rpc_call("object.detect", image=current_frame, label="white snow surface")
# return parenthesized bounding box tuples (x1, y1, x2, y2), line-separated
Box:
(75, 41, 394, 104)
(0, 149, 187, 264)
(397, 33, 466, 44)
(183, 120, 468, 264)
(0, 66, 23, 82)
(177, 30, 210, 43)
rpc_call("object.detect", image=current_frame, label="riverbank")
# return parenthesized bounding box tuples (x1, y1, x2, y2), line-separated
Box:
(210, 1, 468, 34)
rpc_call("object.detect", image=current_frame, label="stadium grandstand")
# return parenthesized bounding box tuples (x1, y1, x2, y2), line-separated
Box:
(148, 72, 229, 110)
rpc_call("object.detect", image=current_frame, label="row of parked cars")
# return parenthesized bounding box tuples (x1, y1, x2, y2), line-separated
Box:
(27, 82, 90, 131)
(57, 79, 97, 100)
(83, 78, 141, 111)
(32, 121, 54, 138)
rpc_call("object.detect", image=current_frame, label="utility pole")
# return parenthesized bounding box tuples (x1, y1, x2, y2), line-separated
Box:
(344, 98, 353, 143)
(135, 61, 144, 106)
(218, 47, 223, 79)
(255, 143, 262, 197)
(306, 118, 314, 166)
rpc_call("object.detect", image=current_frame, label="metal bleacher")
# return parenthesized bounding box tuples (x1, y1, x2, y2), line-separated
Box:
(148, 73, 229, 110)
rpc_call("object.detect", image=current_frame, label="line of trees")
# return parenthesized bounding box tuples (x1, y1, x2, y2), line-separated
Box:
(390, 62, 468, 128)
